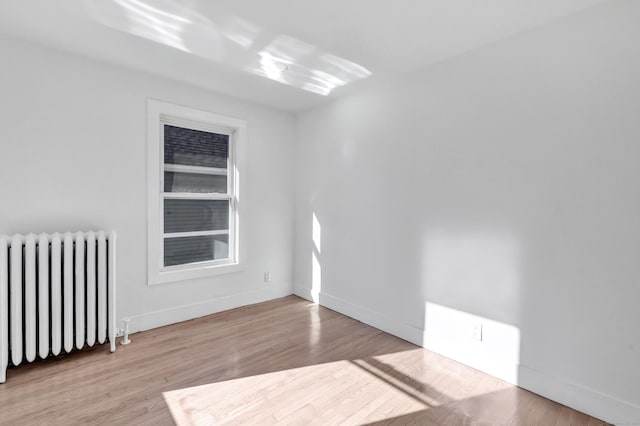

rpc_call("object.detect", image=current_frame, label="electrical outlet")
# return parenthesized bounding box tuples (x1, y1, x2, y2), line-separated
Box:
(471, 322, 483, 342)
(264, 272, 272, 283)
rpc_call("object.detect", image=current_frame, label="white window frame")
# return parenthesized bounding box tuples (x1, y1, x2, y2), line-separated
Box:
(147, 99, 246, 285)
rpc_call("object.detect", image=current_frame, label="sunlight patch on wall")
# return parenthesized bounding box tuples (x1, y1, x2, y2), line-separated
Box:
(423, 301, 521, 384)
(421, 231, 523, 384)
(311, 212, 322, 302)
(85, 0, 372, 96)
(312, 212, 322, 254)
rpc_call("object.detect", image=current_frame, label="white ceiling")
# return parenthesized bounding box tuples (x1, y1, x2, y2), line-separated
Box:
(0, 0, 607, 112)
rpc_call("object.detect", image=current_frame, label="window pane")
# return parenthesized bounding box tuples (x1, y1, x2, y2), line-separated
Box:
(164, 172, 227, 193)
(164, 235, 229, 267)
(164, 125, 228, 168)
(164, 199, 229, 233)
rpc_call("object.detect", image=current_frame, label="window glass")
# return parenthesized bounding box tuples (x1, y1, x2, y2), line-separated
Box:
(164, 235, 229, 267)
(162, 123, 233, 268)
(164, 125, 228, 168)
(164, 199, 229, 234)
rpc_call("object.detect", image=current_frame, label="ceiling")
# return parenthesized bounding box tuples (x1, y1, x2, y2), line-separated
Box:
(0, 0, 607, 112)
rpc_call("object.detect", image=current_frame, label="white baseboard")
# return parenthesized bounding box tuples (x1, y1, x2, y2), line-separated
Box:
(517, 364, 640, 425)
(293, 285, 640, 425)
(127, 285, 293, 334)
(294, 285, 424, 346)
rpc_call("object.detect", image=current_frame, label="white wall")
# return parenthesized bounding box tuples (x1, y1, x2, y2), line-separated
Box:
(294, 1, 640, 423)
(0, 34, 295, 332)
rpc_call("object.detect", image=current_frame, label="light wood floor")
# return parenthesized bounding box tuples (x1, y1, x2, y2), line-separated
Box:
(0, 296, 607, 425)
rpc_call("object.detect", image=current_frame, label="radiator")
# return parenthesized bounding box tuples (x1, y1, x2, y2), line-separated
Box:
(0, 231, 117, 383)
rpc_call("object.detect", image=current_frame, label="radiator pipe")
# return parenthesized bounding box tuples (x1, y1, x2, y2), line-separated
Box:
(121, 318, 131, 345)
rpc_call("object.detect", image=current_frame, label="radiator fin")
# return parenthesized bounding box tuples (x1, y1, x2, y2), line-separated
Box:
(25, 235, 37, 363)
(63, 233, 74, 354)
(38, 234, 49, 360)
(74, 232, 85, 350)
(10, 237, 23, 366)
(97, 232, 107, 345)
(86, 232, 96, 347)
(51, 234, 62, 356)
(0, 237, 8, 384)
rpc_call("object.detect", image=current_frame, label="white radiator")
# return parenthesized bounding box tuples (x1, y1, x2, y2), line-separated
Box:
(0, 231, 117, 383)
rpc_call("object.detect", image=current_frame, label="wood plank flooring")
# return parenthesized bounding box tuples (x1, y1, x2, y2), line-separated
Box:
(0, 296, 608, 425)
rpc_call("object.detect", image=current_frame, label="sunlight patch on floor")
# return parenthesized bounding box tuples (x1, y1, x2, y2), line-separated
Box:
(164, 351, 439, 425)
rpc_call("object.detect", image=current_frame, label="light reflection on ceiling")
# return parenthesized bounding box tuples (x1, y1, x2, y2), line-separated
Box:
(85, 0, 372, 96)
(247, 36, 371, 96)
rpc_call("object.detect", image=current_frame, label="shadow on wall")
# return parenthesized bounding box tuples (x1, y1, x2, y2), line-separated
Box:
(83, 0, 371, 95)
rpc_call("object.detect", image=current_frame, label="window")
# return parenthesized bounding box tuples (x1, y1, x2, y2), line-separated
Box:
(147, 100, 246, 285)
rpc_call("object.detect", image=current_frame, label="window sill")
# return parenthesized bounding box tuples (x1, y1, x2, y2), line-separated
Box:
(148, 261, 243, 286)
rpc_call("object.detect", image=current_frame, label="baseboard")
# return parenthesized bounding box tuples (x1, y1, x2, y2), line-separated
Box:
(516, 365, 640, 425)
(128, 285, 293, 334)
(293, 285, 640, 425)
(293, 285, 425, 346)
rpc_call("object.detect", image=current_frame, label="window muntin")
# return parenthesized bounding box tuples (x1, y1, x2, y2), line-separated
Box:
(160, 121, 235, 269)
